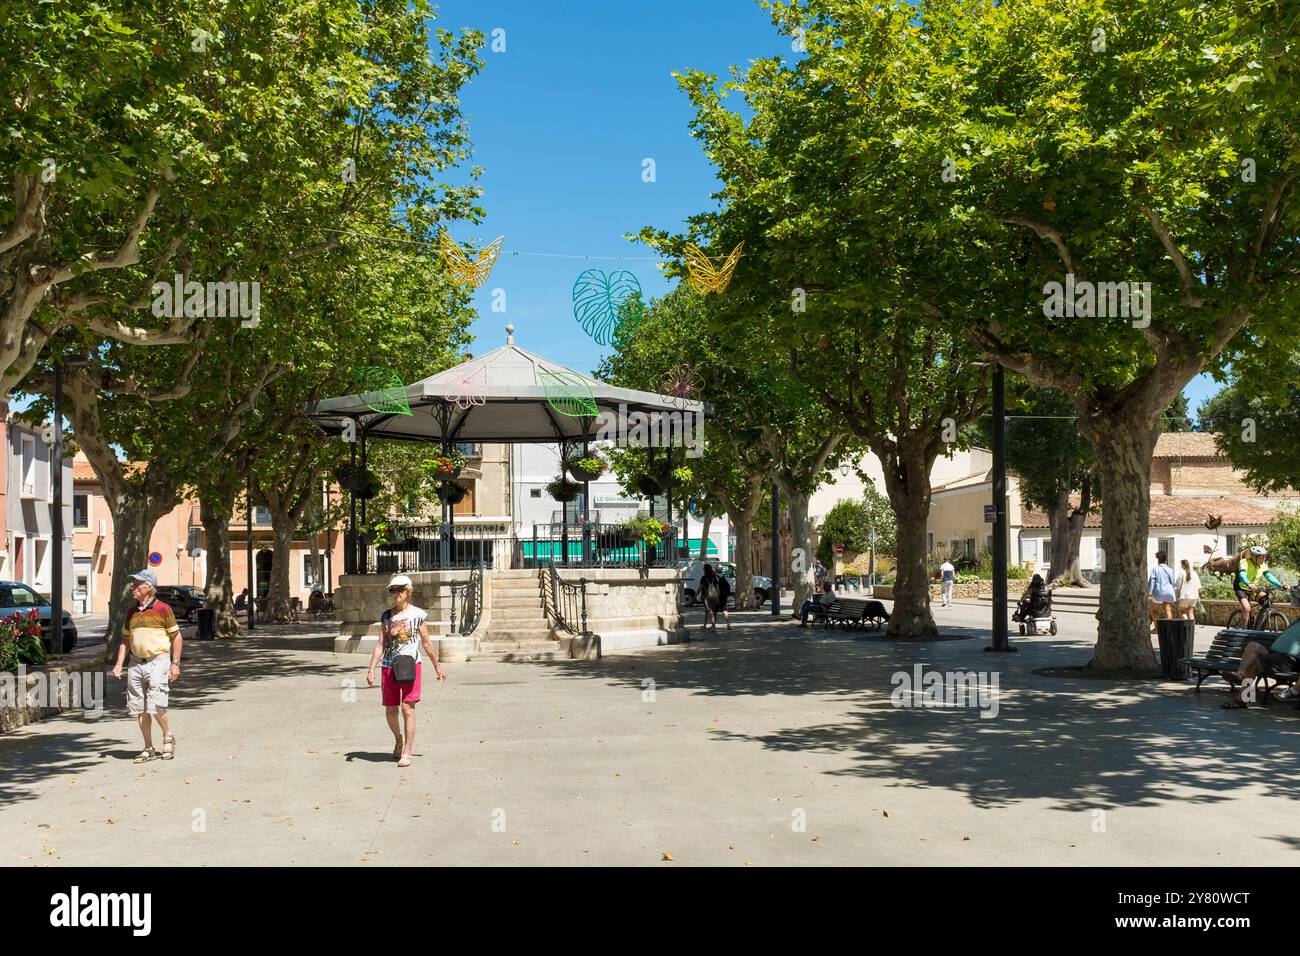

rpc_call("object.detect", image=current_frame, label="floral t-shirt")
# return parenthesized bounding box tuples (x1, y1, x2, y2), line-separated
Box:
(380, 606, 427, 668)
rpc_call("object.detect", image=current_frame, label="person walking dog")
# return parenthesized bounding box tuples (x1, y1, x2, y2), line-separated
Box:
(110, 569, 182, 763)
(366, 575, 445, 767)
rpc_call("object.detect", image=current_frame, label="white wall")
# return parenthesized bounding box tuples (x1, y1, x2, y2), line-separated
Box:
(508, 442, 725, 557)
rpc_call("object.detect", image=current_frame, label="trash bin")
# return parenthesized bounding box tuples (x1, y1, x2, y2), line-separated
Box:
(1157, 618, 1195, 679)
(196, 606, 216, 641)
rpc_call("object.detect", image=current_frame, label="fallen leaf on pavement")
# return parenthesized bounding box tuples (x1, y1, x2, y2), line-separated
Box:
(661, 852, 674, 861)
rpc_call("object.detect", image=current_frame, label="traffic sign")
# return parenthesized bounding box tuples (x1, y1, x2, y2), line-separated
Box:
(984, 505, 996, 524)
(148, 551, 163, 566)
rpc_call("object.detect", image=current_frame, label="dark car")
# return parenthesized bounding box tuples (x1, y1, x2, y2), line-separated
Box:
(155, 586, 206, 622)
(0, 580, 77, 652)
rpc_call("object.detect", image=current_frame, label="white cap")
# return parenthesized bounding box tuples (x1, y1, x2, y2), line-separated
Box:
(388, 574, 413, 589)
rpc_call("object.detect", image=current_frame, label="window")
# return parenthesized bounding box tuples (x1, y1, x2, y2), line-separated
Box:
(927, 532, 934, 553)
(1157, 536, 1174, 565)
(72, 493, 89, 528)
(0, 583, 42, 607)
(964, 538, 976, 559)
(254, 506, 271, 525)
(302, 555, 325, 591)
(530, 488, 542, 498)
(1226, 534, 1239, 557)
(20, 435, 35, 496)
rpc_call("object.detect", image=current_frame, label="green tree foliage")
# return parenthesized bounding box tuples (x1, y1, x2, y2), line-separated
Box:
(1198, 356, 1300, 495)
(815, 489, 896, 567)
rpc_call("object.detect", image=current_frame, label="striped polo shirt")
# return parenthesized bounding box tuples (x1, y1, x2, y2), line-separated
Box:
(124, 598, 180, 660)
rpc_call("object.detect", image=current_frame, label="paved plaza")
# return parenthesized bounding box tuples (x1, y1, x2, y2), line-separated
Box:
(3, 600, 1298, 866)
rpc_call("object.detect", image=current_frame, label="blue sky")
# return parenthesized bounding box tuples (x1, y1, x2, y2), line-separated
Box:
(430, 0, 784, 372)
(430, 0, 1221, 417)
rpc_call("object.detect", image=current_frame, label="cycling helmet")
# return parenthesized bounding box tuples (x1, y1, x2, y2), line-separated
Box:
(1250, 546, 1267, 557)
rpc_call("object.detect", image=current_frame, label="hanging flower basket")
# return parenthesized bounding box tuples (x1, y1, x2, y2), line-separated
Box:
(622, 514, 669, 549)
(546, 476, 581, 503)
(336, 464, 380, 495)
(431, 450, 467, 482)
(634, 474, 662, 497)
(438, 482, 468, 505)
(565, 452, 608, 483)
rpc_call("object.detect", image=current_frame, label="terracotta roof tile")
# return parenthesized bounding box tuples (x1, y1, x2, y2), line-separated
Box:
(1153, 431, 1220, 458)
(1021, 494, 1284, 530)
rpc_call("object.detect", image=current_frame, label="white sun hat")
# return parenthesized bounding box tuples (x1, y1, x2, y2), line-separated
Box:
(388, 574, 413, 589)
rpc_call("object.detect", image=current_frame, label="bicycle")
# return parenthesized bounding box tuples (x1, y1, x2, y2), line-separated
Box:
(1226, 588, 1292, 632)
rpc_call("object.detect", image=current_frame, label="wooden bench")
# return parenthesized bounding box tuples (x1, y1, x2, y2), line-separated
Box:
(822, 598, 889, 632)
(1180, 628, 1299, 703)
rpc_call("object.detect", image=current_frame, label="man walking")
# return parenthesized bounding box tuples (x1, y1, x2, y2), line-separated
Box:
(938, 558, 956, 607)
(111, 569, 183, 763)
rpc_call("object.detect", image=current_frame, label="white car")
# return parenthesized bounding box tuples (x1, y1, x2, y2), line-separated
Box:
(678, 560, 772, 607)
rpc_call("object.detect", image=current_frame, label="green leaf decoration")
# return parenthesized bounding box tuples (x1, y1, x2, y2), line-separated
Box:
(537, 368, 598, 418)
(353, 366, 412, 416)
(573, 269, 643, 346)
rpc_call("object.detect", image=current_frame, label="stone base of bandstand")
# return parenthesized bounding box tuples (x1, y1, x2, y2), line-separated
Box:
(333, 566, 686, 661)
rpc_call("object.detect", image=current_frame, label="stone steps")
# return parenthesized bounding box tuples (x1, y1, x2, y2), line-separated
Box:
(472, 639, 567, 661)
(492, 604, 548, 623)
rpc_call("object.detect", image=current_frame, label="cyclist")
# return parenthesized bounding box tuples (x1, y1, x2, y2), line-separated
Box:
(1235, 545, 1283, 623)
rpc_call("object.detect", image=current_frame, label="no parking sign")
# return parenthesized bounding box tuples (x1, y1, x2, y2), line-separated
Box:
(148, 551, 163, 567)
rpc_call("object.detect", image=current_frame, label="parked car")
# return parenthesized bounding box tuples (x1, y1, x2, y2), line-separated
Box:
(155, 585, 206, 622)
(678, 560, 772, 607)
(0, 581, 77, 652)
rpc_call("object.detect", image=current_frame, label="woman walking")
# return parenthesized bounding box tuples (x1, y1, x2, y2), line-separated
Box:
(1176, 559, 1201, 622)
(366, 575, 446, 767)
(699, 563, 731, 633)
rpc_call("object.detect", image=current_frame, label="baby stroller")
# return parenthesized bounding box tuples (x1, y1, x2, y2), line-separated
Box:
(1013, 578, 1058, 635)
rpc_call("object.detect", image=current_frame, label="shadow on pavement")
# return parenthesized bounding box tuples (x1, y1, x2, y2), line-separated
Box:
(536, 615, 1300, 817)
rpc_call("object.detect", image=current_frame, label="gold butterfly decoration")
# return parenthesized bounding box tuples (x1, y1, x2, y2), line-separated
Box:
(443, 365, 488, 410)
(683, 241, 744, 294)
(438, 231, 504, 288)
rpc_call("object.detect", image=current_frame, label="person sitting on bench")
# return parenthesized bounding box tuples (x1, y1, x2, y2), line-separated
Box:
(1222, 625, 1300, 708)
(799, 581, 837, 627)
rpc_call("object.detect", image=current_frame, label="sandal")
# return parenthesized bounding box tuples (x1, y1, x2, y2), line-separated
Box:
(159, 736, 176, 760)
(397, 754, 412, 768)
(133, 748, 157, 763)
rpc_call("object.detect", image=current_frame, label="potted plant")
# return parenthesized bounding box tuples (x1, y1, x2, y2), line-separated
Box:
(430, 448, 468, 482)
(622, 513, 669, 549)
(546, 476, 581, 503)
(565, 450, 608, 483)
(438, 482, 468, 505)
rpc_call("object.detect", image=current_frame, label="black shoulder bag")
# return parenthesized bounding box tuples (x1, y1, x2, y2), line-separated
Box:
(384, 610, 418, 685)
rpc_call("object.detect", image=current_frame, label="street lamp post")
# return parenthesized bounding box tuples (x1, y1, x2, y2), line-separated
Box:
(987, 364, 1014, 653)
(52, 362, 65, 655)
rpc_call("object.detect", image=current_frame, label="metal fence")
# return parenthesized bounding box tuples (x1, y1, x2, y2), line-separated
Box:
(541, 565, 587, 637)
(448, 565, 483, 636)
(348, 521, 680, 573)
(522, 523, 679, 569)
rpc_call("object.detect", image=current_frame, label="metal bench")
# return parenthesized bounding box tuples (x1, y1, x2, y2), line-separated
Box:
(822, 597, 889, 632)
(1181, 628, 1298, 703)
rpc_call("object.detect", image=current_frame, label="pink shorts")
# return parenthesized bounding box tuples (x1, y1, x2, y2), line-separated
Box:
(381, 662, 422, 706)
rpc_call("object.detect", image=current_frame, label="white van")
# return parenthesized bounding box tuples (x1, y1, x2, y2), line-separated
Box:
(678, 560, 772, 607)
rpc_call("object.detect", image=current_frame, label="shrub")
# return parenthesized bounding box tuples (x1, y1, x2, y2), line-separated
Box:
(0, 610, 45, 673)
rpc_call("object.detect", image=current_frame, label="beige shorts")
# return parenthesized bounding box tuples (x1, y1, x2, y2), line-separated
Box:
(127, 654, 171, 715)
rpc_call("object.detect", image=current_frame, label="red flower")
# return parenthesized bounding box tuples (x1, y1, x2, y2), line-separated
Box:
(28, 609, 39, 620)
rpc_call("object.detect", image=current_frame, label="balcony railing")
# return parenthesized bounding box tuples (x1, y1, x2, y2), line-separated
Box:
(344, 521, 679, 573)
